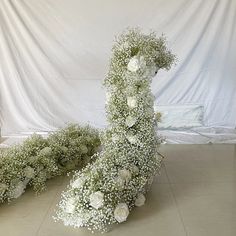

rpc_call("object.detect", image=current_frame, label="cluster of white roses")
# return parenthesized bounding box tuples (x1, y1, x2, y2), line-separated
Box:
(55, 29, 175, 232)
(0, 124, 100, 203)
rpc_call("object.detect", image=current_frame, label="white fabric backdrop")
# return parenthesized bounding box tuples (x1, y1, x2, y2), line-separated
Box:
(0, 0, 236, 136)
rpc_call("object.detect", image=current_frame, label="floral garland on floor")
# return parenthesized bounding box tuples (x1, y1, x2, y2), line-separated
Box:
(55, 29, 176, 232)
(0, 124, 100, 203)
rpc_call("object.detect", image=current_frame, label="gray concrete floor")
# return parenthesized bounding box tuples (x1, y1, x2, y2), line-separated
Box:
(0, 144, 235, 236)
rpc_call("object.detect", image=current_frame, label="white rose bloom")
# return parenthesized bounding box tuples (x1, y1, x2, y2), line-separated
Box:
(90, 191, 104, 209)
(125, 116, 136, 127)
(127, 134, 137, 144)
(127, 56, 139, 72)
(24, 166, 35, 179)
(127, 55, 146, 72)
(127, 96, 137, 108)
(115, 176, 125, 189)
(39, 146, 52, 156)
(143, 65, 159, 79)
(118, 169, 131, 183)
(135, 193, 146, 207)
(0, 183, 7, 194)
(114, 203, 129, 223)
(65, 198, 77, 214)
(71, 177, 86, 189)
(10, 181, 26, 199)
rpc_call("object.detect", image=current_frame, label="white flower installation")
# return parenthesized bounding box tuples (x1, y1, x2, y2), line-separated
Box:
(80, 145, 88, 154)
(118, 169, 132, 183)
(0, 183, 7, 194)
(134, 193, 146, 207)
(10, 181, 26, 199)
(0, 124, 100, 203)
(112, 134, 120, 143)
(105, 92, 112, 104)
(65, 198, 77, 214)
(64, 214, 83, 228)
(127, 96, 137, 108)
(89, 191, 104, 209)
(115, 176, 125, 189)
(71, 177, 86, 189)
(143, 64, 159, 79)
(24, 166, 35, 179)
(122, 41, 130, 49)
(56, 28, 175, 232)
(126, 134, 138, 144)
(114, 203, 130, 223)
(125, 116, 137, 127)
(145, 175, 156, 191)
(127, 55, 146, 72)
(39, 146, 52, 156)
(131, 165, 139, 175)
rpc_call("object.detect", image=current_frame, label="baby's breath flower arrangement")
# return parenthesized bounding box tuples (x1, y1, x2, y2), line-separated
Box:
(55, 29, 176, 232)
(0, 124, 100, 203)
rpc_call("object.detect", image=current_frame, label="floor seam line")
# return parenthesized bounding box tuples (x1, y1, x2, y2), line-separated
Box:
(164, 163, 189, 236)
(35, 185, 62, 236)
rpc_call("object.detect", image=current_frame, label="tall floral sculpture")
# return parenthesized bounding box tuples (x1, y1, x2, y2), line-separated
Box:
(55, 29, 175, 232)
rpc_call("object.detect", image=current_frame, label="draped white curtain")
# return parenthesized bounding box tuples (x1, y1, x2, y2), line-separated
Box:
(0, 0, 236, 135)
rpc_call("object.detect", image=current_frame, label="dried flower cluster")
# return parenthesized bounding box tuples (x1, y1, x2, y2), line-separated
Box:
(0, 124, 100, 203)
(55, 29, 176, 232)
